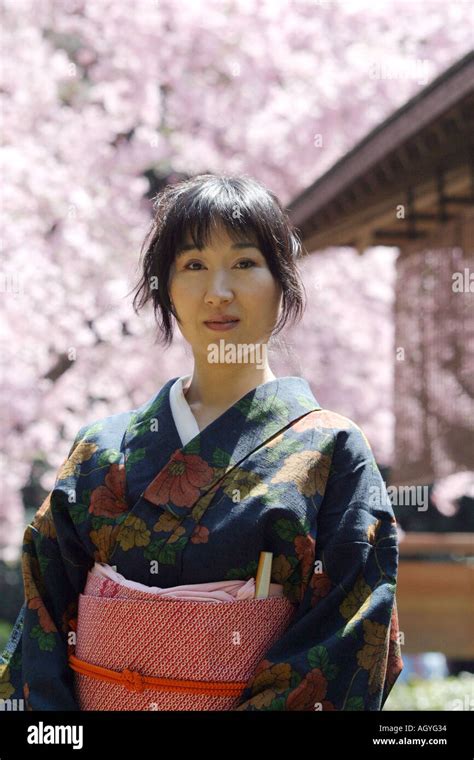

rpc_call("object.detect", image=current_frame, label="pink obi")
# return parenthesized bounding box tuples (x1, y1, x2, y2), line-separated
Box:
(69, 564, 297, 710)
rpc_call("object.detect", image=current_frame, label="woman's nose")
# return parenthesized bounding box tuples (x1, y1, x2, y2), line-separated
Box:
(204, 270, 234, 301)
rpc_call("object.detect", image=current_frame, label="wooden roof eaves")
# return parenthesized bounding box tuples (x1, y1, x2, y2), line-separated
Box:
(288, 51, 474, 227)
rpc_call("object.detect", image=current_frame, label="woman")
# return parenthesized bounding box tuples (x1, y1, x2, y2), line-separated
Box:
(0, 174, 403, 711)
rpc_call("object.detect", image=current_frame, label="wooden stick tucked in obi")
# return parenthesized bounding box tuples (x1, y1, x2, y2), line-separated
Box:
(255, 551, 273, 599)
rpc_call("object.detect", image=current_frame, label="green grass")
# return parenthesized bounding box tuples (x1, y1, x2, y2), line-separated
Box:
(0, 620, 13, 655)
(384, 673, 474, 710)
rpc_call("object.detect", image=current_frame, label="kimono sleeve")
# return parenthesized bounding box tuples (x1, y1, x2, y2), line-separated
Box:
(233, 423, 404, 711)
(0, 425, 93, 711)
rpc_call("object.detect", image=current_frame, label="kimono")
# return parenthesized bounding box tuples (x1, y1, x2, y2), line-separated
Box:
(0, 375, 404, 711)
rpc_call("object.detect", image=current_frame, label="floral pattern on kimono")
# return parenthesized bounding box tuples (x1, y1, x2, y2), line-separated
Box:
(0, 376, 403, 710)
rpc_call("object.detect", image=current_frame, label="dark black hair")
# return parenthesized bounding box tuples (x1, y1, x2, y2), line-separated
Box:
(131, 173, 307, 346)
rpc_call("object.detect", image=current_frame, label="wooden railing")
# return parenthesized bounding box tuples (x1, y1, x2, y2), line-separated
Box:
(397, 533, 474, 658)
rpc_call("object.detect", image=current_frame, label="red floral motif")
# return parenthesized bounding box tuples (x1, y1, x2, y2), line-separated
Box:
(61, 601, 78, 634)
(384, 601, 404, 693)
(310, 569, 333, 607)
(28, 597, 57, 633)
(286, 668, 335, 711)
(23, 682, 32, 711)
(89, 464, 128, 517)
(191, 525, 209, 544)
(144, 451, 214, 508)
(294, 534, 316, 584)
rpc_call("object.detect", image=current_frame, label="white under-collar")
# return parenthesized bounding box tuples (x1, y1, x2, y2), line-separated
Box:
(169, 374, 200, 447)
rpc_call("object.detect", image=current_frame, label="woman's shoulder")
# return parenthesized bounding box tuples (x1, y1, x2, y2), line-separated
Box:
(303, 407, 376, 465)
(70, 409, 135, 449)
(61, 381, 173, 474)
(304, 407, 370, 439)
(68, 383, 170, 452)
(53, 406, 139, 488)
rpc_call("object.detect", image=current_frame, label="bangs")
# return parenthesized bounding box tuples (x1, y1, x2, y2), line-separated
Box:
(160, 176, 279, 258)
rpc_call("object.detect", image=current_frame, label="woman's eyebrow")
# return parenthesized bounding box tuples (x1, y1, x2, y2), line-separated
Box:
(176, 241, 259, 257)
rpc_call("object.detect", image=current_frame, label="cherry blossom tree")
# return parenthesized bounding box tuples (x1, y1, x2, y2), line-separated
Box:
(1, 0, 472, 558)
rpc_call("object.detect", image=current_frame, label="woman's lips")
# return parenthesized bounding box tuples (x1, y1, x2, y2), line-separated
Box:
(204, 320, 240, 331)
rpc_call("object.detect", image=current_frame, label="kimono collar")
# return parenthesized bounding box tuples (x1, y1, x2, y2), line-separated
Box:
(169, 374, 199, 447)
(123, 375, 322, 518)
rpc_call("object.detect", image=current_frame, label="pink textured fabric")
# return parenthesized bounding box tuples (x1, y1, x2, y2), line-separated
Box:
(71, 568, 297, 711)
(90, 562, 284, 601)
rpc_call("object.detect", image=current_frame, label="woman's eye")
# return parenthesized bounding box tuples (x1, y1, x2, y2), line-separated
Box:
(184, 259, 256, 271)
(184, 261, 204, 270)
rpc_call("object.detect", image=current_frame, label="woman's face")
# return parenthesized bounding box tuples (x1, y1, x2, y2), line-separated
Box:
(168, 222, 282, 355)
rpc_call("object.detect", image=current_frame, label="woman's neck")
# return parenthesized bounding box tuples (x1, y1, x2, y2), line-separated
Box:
(183, 363, 277, 411)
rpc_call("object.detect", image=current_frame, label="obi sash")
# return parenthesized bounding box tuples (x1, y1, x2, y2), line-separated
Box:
(68, 566, 297, 711)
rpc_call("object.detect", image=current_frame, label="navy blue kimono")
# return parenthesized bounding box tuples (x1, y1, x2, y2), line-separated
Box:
(0, 375, 403, 710)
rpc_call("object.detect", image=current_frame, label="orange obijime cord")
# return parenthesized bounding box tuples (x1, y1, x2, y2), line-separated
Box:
(68, 653, 247, 696)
